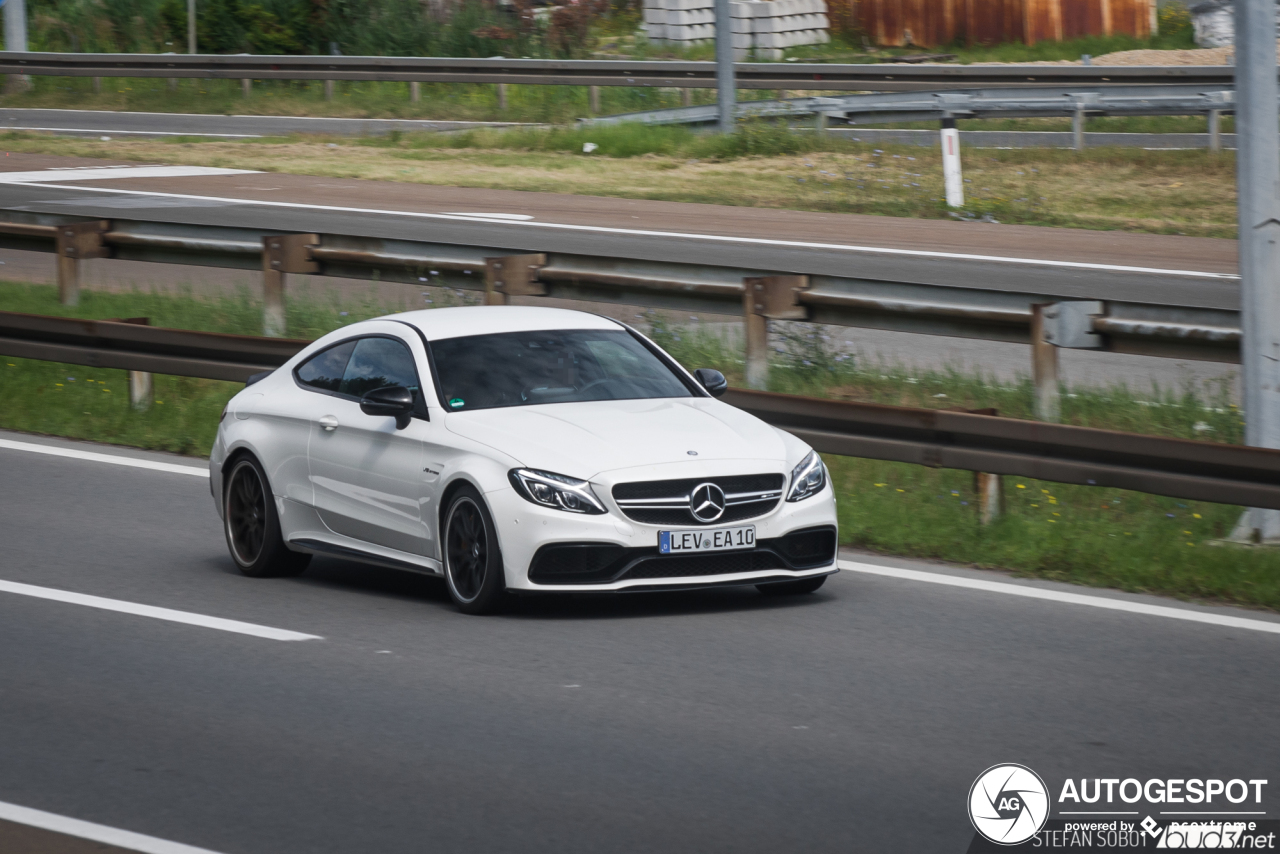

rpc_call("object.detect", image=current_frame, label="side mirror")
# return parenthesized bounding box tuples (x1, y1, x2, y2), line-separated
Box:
(693, 368, 728, 398)
(360, 386, 415, 429)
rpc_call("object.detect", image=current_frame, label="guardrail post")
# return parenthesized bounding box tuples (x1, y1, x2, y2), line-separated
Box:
(1208, 109, 1222, 153)
(262, 234, 319, 337)
(241, 78, 252, 97)
(410, 82, 420, 103)
(497, 83, 508, 111)
(116, 317, 153, 410)
(1031, 303, 1061, 422)
(974, 471, 1004, 525)
(940, 118, 964, 208)
(55, 221, 110, 307)
(325, 80, 334, 101)
(589, 85, 601, 114)
(92, 77, 101, 94)
(168, 77, 178, 91)
(743, 275, 808, 390)
(682, 88, 693, 107)
(1072, 108, 1086, 150)
(484, 254, 547, 306)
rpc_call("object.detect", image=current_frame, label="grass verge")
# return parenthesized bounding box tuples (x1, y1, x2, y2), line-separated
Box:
(0, 281, 1271, 610)
(0, 126, 1240, 237)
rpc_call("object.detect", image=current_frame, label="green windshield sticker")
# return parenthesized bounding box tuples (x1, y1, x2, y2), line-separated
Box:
(449, 398, 465, 408)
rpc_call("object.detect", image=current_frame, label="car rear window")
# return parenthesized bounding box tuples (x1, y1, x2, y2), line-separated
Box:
(429, 329, 693, 412)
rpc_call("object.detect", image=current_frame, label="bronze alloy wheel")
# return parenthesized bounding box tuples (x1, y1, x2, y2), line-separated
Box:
(226, 459, 268, 566)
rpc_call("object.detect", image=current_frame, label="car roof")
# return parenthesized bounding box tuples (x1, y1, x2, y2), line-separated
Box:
(382, 306, 625, 341)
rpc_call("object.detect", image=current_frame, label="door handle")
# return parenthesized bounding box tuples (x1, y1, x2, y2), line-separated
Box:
(319, 415, 339, 432)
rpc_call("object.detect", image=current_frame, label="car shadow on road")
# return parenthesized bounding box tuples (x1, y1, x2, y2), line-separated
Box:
(292, 556, 831, 621)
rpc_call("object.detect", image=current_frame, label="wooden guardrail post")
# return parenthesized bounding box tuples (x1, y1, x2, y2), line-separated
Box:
(241, 78, 252, 97)
(324, 80, 334, 101)
(497, 83, 508, 111)
(1031, 303, 1061, 422)
(55, 221, 110, 307)
(484, 254, 547, 306)
(410, 82, 420, 103)
(262, 234, 319, 337)
(589, 85, 600, 113)
(743, 275, 808, 390)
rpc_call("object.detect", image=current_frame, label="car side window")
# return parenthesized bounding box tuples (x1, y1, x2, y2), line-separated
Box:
(339, 337, 421, 399)
(295, 340, 357, 393)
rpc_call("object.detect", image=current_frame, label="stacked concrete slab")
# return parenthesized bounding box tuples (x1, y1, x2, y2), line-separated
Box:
(644, 0, 829, 60)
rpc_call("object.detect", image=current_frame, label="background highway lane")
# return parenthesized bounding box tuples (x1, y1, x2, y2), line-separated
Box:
(1, 438, 1278, 854)
(0, 178, 1238, 310)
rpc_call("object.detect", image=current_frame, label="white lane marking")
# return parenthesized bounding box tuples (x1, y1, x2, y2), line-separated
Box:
(0, 438, 209, 478)
(442, 211, 534, 220)
(0, 799, 228, 854)
(0, 126, 260, 138)
(0, 579, 322, 641)
(840, 560, 1280, 635)
(0, 166, 258, 183)
(20, 182, 1237, 281)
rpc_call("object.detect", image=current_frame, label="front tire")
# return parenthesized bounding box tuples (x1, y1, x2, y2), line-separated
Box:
(443, 485, 507, 615)
(757, 575, 827, 596)
(224, 456, 310, 578)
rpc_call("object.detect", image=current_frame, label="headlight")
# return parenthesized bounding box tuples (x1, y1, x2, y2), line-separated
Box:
(509, 469, 606, 514)
(786, 451, 826, 502)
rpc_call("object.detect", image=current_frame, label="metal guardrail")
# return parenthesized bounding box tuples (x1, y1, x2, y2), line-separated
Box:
(0, 308, 1272, 510)
(0, 211, 1242, 364)
(0, 310, 308, 381)
(722, 388, 1280, 512)
(586, 85, 1237, 127)
(0, 51, 1239, 92)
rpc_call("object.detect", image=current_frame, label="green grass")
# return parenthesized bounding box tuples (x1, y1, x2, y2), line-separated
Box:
(2, 281, 1272, 610)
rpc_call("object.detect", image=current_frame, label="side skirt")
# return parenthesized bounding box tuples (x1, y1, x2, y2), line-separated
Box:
(289, 538, 444, 577)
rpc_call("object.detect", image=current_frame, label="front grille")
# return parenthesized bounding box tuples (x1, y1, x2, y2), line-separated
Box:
(612, 473, 785, 526)
(619, 551, 786, 580)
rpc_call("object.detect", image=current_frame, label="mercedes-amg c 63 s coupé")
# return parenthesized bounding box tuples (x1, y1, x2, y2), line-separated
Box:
(211, 306, 838, 613)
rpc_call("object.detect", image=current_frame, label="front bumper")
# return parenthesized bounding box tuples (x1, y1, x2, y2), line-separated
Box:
(488, 479, 838, 593)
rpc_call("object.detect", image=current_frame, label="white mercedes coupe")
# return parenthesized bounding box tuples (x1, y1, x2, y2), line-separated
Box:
(210, 306, 838, 614)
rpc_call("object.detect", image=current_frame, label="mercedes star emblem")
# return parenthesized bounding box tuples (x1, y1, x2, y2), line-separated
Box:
(689, 482, 727, 523)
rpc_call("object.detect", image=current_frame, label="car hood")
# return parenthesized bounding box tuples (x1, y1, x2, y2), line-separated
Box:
(444, 397, 788, 479)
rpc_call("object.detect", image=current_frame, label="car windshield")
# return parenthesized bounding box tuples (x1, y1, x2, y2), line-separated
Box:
(429, 329, 694, 412)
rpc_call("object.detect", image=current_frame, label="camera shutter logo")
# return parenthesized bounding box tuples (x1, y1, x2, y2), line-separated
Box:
(968, 764, 1050, 845)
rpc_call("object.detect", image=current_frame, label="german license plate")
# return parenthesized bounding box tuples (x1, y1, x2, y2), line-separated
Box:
(659, 525, 755, 554)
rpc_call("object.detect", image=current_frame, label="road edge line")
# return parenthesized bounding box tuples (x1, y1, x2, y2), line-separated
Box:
(839, 560, 1280, 635)
(0, 438, 209, 478)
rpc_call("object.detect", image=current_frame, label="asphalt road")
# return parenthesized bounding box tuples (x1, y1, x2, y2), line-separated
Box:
(1, 430, 1277, 854)
(0, 109, 533, 138)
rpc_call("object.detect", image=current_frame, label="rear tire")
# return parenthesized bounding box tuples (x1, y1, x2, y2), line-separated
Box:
(443, 484, 507, 615)
(224, 456, 310, 578)
(757, 575, 827, 596)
